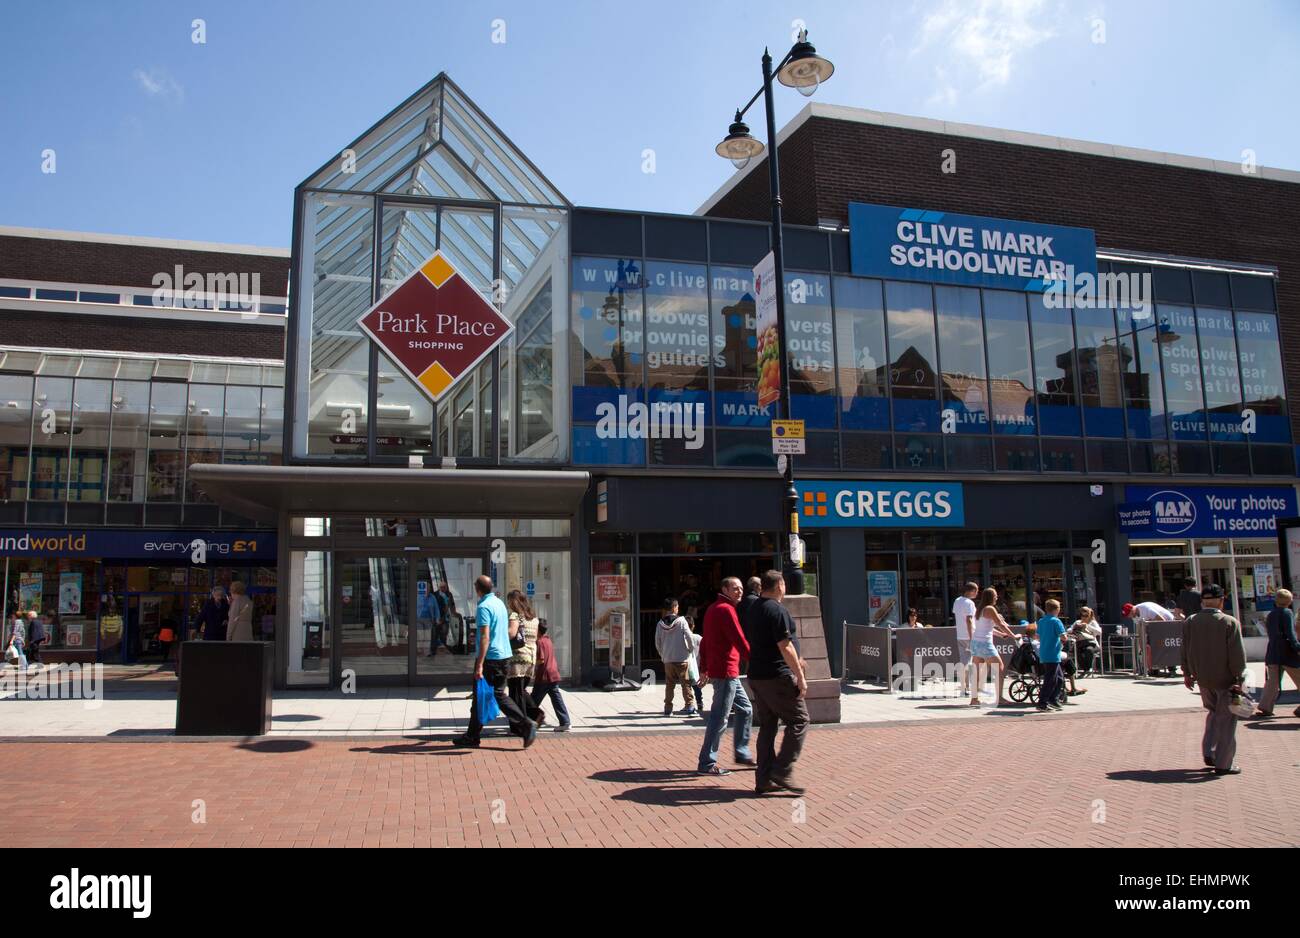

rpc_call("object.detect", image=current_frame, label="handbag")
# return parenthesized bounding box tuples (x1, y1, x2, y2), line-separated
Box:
(509, 616, 528, 651)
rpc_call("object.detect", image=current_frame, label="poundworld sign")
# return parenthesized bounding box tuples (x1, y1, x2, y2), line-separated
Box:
(796, 482, 964, 528)
(848, 202, 1098, 292)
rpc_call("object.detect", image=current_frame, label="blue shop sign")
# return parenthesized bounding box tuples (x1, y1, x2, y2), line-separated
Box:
(1118, 486, 1297, 538)
(795, 482, 964, 528)
(0, 529, 277, 560)
(848, 202, 1098, 292)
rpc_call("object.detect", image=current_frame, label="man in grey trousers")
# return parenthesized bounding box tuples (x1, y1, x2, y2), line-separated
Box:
(1181, 583, 1248, 776)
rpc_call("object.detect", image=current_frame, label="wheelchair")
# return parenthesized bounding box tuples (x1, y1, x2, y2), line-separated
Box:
(1007, 664, 1068, 707)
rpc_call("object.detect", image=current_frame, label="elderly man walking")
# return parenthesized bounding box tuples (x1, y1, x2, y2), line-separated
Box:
(697, 577, 753, 776)
(1181, 583, 1248, 775)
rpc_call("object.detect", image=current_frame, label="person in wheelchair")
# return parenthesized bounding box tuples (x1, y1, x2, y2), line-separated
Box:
(1069, 607, 1102, 675)
(1007, 625, 1049, 705)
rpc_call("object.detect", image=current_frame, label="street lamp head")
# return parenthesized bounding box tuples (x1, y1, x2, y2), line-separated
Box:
(778, 30, 834, 95)
(715, 114, 764, 169)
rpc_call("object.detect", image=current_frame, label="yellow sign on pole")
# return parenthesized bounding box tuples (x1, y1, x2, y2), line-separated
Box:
(771, 419, 806, 454)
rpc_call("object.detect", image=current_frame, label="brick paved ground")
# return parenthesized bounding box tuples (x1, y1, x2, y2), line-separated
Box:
(0, 707, 1295, 847)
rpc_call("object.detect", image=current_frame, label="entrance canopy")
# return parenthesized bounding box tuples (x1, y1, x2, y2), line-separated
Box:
(189, 464, 590, 523)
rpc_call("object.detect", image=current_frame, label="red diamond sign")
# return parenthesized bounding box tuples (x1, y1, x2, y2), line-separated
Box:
(356, 250, 513, 402)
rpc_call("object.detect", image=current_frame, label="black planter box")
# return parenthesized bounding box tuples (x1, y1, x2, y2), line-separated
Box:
(175, 641, 274, 736)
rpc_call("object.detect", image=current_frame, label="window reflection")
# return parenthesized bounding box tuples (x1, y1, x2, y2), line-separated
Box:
(785, 271, 835, 429)
(983, 290, 1035, 434)
(1117, 304, 1166, 439)
(1028, 294, 1081, 436)
(935, 286, 989, 434)
(1073, 305, 1125, 438)
(710, 265, 765, 428)
(886, 281, 940, 432)
(1196, 308, 1243, 441)
(1158, 305, 1206, 441)
(833, 276, 888, 431)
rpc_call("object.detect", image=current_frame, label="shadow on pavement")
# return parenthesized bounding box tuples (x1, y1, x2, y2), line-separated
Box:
(107, 728, 173, 736)
(238, 739, 314, 753)
(271, 714, 322, 722)
(1245, 720, 1298, 731)
(589, 767, 702, 785)
(586, 713, 697, 722)
(349, 741, 471, 756)
(611, 784, 753, 807)
(1106, 768, 1219, 784)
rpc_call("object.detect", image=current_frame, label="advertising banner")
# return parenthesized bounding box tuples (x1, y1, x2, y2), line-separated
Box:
(868, 571, 899, 628)
(752, 251, 780, 409)
(18, 572, 42, 612)
(844, 623, 891, 684)
(795, 482, 964, 528)
(58, 572, 82, 614)
(0, 529, 276, 559)
(893, 626, 960, 693)
(64, 623, 84, 647)
(1253, 561, 1276, 611)
(1119, 486, 1297, 538)
(848, 202, 1098, 292)
(593, 574, 630, 651)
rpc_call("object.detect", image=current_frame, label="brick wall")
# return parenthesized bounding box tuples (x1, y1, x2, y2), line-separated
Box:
(708, 115, 1300, 439)
(0, 308, 284, 360)
(0, 235, 289, 295)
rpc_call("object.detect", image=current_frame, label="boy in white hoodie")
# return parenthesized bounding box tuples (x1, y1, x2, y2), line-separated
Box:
(655, 598, 697, 716)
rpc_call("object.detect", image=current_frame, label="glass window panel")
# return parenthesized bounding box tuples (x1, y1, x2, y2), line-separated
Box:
(982, 290, 1036, 435)
(832, 277, 889, 431)
(1129, 440, 1172, 474)
(895, 433, 942, 471)
(1251, 445, 1295, 476)
(69, 378, 111, 503)
(709, 264, 767, 429)
(222, 385, 262, 463)
(1212, 444, 1250, 475)
(886, 281, 939, 432)
(905, 554, 945, 632)
(1169, 442, 1211, 474)
(995, 437, 1039, 471)
(1117, 303, 1167, 440)
(30, 376, 72, 501)
(935, 286, 989, 434)
(1073, 305, 1125, 438)
(1086, 439, 1129, 473)
(108, 380, 149, 502)
(1028, 293, 1081, 436)
(514, 278, 555, 454)
(1196, 308, 1243, 441)
(1157, 305, 1206, 441)
(0, 374, 33, 502)
(1236, 312, 1289, 443)
(147, 382, 186, 501)
(376, 350, 434, 459)
(571, 256, 645, 428)
(944, 435, 992, 471)
(785, 272, 835, 429)
(296, 193, 373, 459)
(1040, 437, 1084, 472)
(842, 432, 893, 470)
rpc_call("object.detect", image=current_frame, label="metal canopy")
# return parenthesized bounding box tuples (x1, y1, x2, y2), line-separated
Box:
(188, 464, 590, 523)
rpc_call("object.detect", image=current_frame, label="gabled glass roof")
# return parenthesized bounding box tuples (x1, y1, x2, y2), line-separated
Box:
(300, 74, 568, 208)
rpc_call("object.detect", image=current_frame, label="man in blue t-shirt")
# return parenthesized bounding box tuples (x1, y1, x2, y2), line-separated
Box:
(454, 575, 538, 748)
(1036, 599, 1068, 712)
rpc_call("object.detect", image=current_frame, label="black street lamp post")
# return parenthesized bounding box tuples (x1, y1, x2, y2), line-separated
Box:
(715, 30, 834, 593)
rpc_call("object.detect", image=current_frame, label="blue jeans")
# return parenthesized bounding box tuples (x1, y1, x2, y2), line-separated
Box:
(697, 677, 753, 770)
(530, 681, 572, 726)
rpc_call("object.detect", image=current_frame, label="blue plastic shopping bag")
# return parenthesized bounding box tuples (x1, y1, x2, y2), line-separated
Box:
(475, 676, 502, 723)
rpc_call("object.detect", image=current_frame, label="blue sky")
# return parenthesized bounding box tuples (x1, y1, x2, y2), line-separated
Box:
(1, 0, 1297, 247)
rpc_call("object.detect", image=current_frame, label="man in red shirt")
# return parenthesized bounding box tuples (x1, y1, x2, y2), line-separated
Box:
(696, 577, 753, 776)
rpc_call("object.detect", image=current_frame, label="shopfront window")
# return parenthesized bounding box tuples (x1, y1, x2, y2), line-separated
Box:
(1028, 294, 1081, 436)
(785, 272, 835, 430)
(886, 281, 939, 432)
(185, 383, 225, 502)
(0, 373, 32, 509)
(1158, 305, 1206, 441)
(1235, 311, 1289, 444)
(982, 290, 1035, 434)
(287, 549, 331, 684)
(108, 380, 149, 504)
(1196, 308, 1243, 441)
(935, 286, 989, 434)
(833, 276, 888, 432)
(1073, 305, 1125, 438)
(29, 376, 72, 503)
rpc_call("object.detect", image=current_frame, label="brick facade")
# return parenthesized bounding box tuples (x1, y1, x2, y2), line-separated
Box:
(0, 309, 284, 360)
(706, 115, 1300, 439)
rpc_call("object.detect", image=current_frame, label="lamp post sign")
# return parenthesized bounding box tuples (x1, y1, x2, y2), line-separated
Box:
(356, 250, 513, 404)
(753, 250, 781, 409)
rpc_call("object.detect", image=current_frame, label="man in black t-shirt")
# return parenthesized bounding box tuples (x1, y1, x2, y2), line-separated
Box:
(742, 570, 809, 796)
(1176, 578, 1202, 619)
(736, 577, 762, 647)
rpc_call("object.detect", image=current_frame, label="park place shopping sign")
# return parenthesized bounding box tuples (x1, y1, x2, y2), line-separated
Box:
(357, 251, 513, 403)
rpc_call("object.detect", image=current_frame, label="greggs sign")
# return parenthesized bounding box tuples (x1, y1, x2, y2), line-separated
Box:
(356, 250, 513, 403)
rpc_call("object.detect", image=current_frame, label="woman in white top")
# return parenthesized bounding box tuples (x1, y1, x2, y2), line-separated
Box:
(969, 587, 1017, 707)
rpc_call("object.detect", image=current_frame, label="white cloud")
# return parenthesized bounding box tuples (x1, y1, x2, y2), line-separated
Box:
(133, 67, 184, 102)
(911, 0, 1061, 103)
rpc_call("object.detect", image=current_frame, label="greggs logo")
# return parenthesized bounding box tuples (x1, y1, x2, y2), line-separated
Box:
(802, 491, 828, 517)
(794, 482, 965, 528)
(0, 533, 88, 553)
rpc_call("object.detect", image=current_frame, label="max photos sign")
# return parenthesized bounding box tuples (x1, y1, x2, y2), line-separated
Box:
(357, 250, 513, 403)
(848, 202, 1098, 292)
(1118, 486, 1298, 538)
